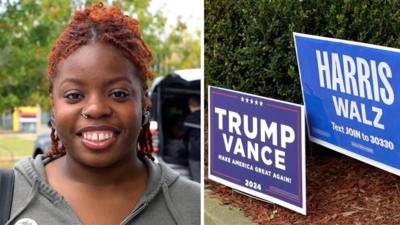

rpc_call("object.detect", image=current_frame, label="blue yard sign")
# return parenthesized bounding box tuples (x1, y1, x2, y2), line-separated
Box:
(208, 86, 306, 215)
(294, 33, 400, 176)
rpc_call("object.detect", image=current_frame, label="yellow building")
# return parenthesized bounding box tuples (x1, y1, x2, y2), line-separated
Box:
(13, 105, 41, 132)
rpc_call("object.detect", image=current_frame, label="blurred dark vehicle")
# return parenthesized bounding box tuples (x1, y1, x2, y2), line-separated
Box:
(150, 69, 201, 181)
(33, 129, 51, 157)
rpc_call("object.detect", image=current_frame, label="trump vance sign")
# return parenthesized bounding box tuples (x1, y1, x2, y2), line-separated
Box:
(208, 86, 306, 215)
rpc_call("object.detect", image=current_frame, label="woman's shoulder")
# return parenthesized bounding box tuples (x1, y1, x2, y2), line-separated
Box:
(159, 162, 200, 196)
(157, 163, 200, 224)
(175, 174, 199, 189)
(160, 162, 200, 197)
(169, 174, 200, 200)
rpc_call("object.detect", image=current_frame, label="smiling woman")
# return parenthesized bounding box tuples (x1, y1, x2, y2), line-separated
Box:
(5, 3, 200, 225)
(51, 42, 146, 169)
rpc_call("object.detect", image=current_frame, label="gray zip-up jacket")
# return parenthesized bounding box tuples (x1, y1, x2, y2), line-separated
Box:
(7, 156, 200, 225)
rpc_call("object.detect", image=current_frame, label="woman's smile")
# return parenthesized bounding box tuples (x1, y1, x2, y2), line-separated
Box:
(76, 125, 121, 150)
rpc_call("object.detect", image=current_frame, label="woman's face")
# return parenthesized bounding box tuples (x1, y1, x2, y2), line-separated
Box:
(51, 42, 143, 168)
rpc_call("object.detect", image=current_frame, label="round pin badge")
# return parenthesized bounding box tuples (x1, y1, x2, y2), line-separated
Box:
(15, 218, 38, 225)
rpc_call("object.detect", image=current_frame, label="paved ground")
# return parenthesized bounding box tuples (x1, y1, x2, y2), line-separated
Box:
(205, 190, 256, 225)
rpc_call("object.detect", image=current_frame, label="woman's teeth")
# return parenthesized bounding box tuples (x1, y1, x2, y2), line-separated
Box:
(82, 131, 113, 141)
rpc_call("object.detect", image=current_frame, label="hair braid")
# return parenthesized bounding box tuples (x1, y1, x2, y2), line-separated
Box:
(48, 127, 66, 157)
(138, 122, 155, 161)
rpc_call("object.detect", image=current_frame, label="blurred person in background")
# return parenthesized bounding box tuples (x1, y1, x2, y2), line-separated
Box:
(182, 95, 201, 182)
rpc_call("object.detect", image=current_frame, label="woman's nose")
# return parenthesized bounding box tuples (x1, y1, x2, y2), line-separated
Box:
(81, 96, 112, 119)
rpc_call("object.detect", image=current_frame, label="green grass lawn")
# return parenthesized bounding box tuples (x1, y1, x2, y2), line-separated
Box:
(0, 135, 34, 168)
(0, 135, 34, 157)
(0, 160, 17, 169)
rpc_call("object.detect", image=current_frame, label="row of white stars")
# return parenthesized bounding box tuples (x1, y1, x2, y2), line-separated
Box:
(240, 97, 264, 106)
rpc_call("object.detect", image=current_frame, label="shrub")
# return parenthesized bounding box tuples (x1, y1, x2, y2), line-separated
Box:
(205, 0, 400, 103)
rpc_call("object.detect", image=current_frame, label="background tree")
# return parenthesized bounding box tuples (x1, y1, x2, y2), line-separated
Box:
(0, 0, 72, 112)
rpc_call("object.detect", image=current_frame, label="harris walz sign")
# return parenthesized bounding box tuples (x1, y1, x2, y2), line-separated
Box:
(294, 33, 400, 175)
(208, 86, 306, 215)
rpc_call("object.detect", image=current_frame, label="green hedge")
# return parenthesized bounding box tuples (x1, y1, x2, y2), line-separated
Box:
(205, 0, 400, 103)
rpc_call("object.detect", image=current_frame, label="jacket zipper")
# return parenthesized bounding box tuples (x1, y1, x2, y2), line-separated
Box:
(119, 202, 148, 225)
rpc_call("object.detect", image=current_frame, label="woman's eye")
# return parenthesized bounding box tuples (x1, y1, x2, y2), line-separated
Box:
(64, 92, 83, 102)
(110, 90, 130, 99)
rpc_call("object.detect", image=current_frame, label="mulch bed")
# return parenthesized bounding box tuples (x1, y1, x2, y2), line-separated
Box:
(205, 123, 400, 224)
